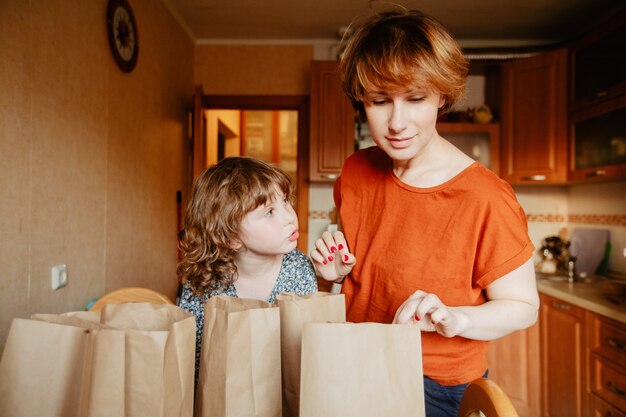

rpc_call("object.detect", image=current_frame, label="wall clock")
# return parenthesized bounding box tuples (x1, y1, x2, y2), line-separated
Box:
(106, 0, 139, 72)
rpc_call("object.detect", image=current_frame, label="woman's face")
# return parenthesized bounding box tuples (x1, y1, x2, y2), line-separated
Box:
(363, 87, 444, 162)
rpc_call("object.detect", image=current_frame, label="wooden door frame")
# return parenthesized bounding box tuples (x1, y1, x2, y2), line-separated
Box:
(198, 93, 310, 253)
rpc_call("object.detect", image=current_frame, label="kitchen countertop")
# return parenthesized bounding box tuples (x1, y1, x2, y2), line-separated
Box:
(536, 274, 626, 324)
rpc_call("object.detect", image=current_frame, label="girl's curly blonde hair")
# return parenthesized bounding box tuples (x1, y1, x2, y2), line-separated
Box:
(339, 9, 469, 119)
(177, 157, 294, 296)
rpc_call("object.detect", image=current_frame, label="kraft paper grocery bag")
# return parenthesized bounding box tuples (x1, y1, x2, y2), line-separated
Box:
(299, 322, 425, 417)
(275, 292, 346, 417)
(0, 303, 196, 417)
(97, 303, 196, 417)
(195, 295, 282, 417)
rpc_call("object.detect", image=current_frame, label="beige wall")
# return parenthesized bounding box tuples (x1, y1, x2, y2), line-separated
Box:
(195, 44, 314, 94)
(0, 0, 194, 352)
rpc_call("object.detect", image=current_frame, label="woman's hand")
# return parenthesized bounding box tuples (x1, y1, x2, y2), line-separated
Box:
(309, 231, 356, 282)
(393, 290, 468, 338)
(393, 259, 540, 341)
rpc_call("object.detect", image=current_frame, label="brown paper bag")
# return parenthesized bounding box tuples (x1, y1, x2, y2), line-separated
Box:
(299, 322, 425, 417)
(275, 292, 346, 417)
(0, 303, 196, 417)
(195, 295, 282, 417)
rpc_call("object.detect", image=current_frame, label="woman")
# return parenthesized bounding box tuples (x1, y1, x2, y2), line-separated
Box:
(311, 9, 539, 417)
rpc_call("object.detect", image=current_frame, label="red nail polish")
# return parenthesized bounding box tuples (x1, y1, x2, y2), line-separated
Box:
(414, 314, 420, 321)
(338, 244, 344, 250)
(328, 256, 334, 262)
(344, 254, 349, 262)
(330, 246, 337, 253)
(323, 260, 327, 265)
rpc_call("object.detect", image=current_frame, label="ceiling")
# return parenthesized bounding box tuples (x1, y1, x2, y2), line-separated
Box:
(163, 0, 626, 50)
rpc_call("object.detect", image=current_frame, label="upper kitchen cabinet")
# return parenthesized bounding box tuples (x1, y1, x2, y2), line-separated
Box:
(569, 95, 626, 182)
(500, 48, 568, 185)
(569, 10, 626, 112)
(568, 11, 626, 183)
(309, 61, 355, 182)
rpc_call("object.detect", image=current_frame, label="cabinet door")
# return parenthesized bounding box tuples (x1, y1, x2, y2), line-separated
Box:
(540, 294, 586, 417)
(569, 94, 626, 182)
(501, 49, 568, 184)
(589, 394, 626, 417)
(487, 322, 540, 417)
(309, 61, 355, 182)
(570, 10, 626, 112)
(586, 312, 626, 415)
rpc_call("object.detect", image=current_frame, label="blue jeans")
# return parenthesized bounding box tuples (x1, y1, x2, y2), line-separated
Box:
(423, 371, 489, 417)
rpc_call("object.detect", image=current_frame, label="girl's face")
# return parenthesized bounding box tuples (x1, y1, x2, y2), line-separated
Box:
(364, 87, 445, 162)
(238, 188, 299, 257)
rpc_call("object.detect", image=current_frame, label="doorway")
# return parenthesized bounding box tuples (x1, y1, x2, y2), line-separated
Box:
(192, 92, 310, 253)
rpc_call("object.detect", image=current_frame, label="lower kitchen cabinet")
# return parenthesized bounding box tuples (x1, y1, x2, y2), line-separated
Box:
(540, 293, 587, 417)
(489, 292, 626, 417)
(488, 323, 541, 417)
(588, 394, 626, 417)
(586, 312, 626, 416)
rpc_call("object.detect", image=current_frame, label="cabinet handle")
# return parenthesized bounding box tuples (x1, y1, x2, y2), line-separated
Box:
(586, 170, 607, 178)
(551, 301, 570, 310)
(521, 175, 546, 181)
(606, 337, 626, 352)
(320, 174, 338, 180)
(607, 381, 626, 398)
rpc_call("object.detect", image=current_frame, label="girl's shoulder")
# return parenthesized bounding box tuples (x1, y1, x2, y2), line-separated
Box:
(270, 249, 317, 299)
(283, 248, 314, 269)
(178, 283, 206, 311)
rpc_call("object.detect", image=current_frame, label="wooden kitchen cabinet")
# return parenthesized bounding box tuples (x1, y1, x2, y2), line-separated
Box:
(586, 311, 626, 416)
(500, 48, 568, 185)
(309, 60, 355, 182)
(568, 10, 626, 183)
(569, 9, 626, 113)
(488, 322, 541, 417)
(540, 293, 587, 417)
(569, 95, 626, 183)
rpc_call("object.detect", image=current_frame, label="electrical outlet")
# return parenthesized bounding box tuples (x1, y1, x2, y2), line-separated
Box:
(51, 264, 68, 290)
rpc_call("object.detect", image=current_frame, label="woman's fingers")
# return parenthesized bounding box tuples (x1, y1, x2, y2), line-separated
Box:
(394, 293, 422, 324)
(312, 231, 353, 265)
(331, 231, 349, 254)
(309, 247, 327, 265)
(394, 291, 444, 324)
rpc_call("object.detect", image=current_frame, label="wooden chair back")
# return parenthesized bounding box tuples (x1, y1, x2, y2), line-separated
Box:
(88, 287, 174, 311)
(458, 378, 519, 417)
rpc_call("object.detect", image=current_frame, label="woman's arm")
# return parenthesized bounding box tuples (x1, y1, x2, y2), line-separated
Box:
(394, 258, 539, 340)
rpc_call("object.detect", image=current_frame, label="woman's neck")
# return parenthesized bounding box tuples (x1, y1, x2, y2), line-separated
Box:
(393, 136, 473, 188)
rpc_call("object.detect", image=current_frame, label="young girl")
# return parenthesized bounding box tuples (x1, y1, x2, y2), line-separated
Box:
(313, 9, 540, 417)
(177, 156, 319, 374)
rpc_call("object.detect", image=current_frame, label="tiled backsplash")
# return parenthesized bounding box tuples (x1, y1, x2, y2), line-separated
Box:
(307, 181, 626, 274)
(527, 214, 626, 227)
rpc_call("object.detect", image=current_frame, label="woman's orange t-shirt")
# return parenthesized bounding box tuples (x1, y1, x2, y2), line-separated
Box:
(335, 147, 534, 385)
